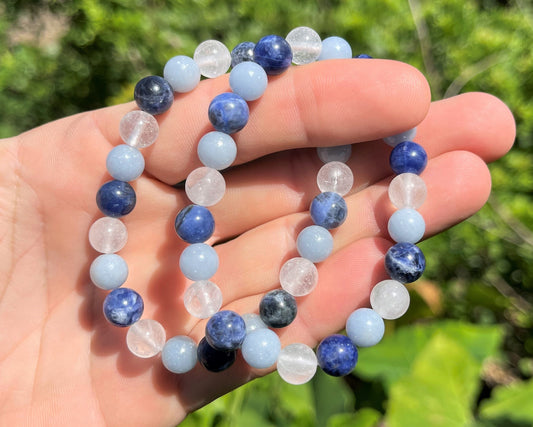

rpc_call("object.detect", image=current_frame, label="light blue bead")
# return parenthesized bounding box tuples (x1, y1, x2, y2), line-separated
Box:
(241, 328, 281, 369)
(383, 127, 417, 147)
(106, 144, 145, 182)
(242, 313, 268, 333)
(229, 61, 268, 101)
(90, 253, 128, 290)
(161, 336, 198, 373)
(163, 55, 201, 93)
(316, 145, 352, 163)
(179, 243, 219, 281)
(296, 225, 333, 263)
(388, 208, 425, 244)
(197, 131, 237, 170)
(346, 308, 385, 348)
(318, 36, 352, 60)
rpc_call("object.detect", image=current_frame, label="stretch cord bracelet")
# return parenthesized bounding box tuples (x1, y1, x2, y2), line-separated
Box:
(87, 26, 427, 384)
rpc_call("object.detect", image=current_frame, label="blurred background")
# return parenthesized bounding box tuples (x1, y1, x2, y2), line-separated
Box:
(1, 0, 532, 426)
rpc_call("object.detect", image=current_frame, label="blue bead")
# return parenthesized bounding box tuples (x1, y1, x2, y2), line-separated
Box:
(317, 334, 358, 376)
(383, 127, 417, 147)
(134, 76, 174, 115)
(356, 53, 373, 59)
(208, 92, 249, 134)
(96, 180, 136, 218)
(310, 192, 347, 229)
(163, 55, 200, 93)
(385, 242, 426, 283)
(161, 336, 198, 373)
(296, 225, 333, 263)
(103, 287, 144, 327)
(205, 310, 246, 351)
(231, 41, 255, 67)
(259, 289, 297, 328)
(106, 144, 145, 182)
(241, 328, 281, 369)
(253, 35, 293, 75)
(388, 208, 425, 243)
(197, 337, 236, 372)
(179, 243, 219, 281)
(90, 253, 128, 290)
(318, 36, 352, 60)
(346, 308, 385, 348)
(197, 131, 237, 170)
(229, 61, 268, 101)
(389, 141, 428, 175)
(175, 205, 215, 243)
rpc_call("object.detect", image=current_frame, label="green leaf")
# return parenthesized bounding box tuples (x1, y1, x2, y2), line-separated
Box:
(313, 369, 354, 426)
(326, 408, 382, 427)
(479, 379, 533, 423)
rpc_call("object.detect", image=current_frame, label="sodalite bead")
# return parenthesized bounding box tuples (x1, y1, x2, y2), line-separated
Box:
(174, 204, 215, 243)
(231, 41, 255, 67)
(208, 93, 249, 134)
(383, 127, 417, 147)
(253, 35, 293, 75)
(277, 343, 318, 385)
(318, 36, 352, 60)
(317, 161, 354, 196)
(389, 173, 427, 209)
(119, 110, 159, 149)
(356, 53, 373, 58)
(259, 289, 297, 328)
(389, 141, 428, 175)
(286, 26, 322, 65)
(161, 335, 198, 374)
(346, 308, 385, 347)
(194, 40, 231, 78)
(242, 328, 281, 369)
(163, 55, 200, 93)
(103, 287, 144, 327)
(296, 225, 333, 263)
(106, 144, 145, 182)
(96, 180, 136, 218)
(316, 145, 352, 163)
(205, 310, 246, 351)
(385, 242, 426, 283)
(88, 217, 128, 253)
(316, 334, 358, 377)
(229, 61, 268, 101)
(388, 208, 426, 244)
(90, 253, 128, 290)
(197, 337, 236, 372)
(370, 280, 410, 320)
(242, 313, 268, 333)
(126, 318, 166, 358)
(179, 243, 219, 281)
(310, 192, 347, 230)
(134, 76, 174, 115)
(197, 131, 237, 170)
(183, 280, 222, 318)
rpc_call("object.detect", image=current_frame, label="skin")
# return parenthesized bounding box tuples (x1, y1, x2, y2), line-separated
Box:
(0, 59, 515, 426)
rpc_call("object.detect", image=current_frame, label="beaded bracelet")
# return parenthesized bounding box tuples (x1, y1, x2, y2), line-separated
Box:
(88, 26, 427, 385)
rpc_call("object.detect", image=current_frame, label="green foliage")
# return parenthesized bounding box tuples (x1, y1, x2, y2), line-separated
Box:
(479, 379, 533, 424)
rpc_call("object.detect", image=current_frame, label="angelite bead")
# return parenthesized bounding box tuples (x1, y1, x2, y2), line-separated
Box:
(194, 40, 231, 78)
(205, 310, 246, 351)
(96, 180, 136, 218)
(179, 243, 219, 281)
(208, 92, 249, 134)
(259, 289, 297, 328)
(161, 336, 198, 374)
(163, 55, 200, 93)
(318, 36, 352, 60)
(253, 35, 293, 75)
(383, 127, 417, 147)
(316, 145, 352, 163)
(388, 173, 427, 209)
(126, 318, 166, 358)
(296, 225, 333, 263)
(231, 41, 255, 67)
(277, 343, 318, 385)
(103, 287, 144, 327)
(346, 308, 385, 347)
(90, 253, 128, 290)
(385, 242, 426, 283)
(185, 167, 226, 207)
(279, 257, 319, 297)
(197, 337, 236, 372)
(197, 131, 237, 170)
(106, 144, 145, 182)
(316, 334, 358, 377)
(317, 161, 354, 196)
(242, 313, 268, 333)
(174, 204, 215, 244)
(88, 217, 128, 253)
(134, 76, 174, 115)
(119, 110, 159, 149)
(388, 208, 425, 244)
(183, 280, 222, 319)
(285, 26, 322, 65)
(241, 328, 281, 369)
(229, 61, 268, 101)
(389, 141, 428, 175)
(310, 192, 347, 230)
(370, 280, 410, 320)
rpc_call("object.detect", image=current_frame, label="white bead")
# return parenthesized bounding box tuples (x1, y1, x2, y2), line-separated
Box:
(316, 145, 352, 163)
(185, 167, 226, 206)
(194, 40, 231, 78)
(388, 173, 427, 209)
(279, 257, 319, 297)
(183, 280, 223, 319)
(370, 279, 410, 320)
(126, 319, 166, 358)
(119, 110, 159, 149)
(316, 161, 354, 196)
(88, 217, 128, 253)
(277, 343, 317, 385)
(286, 26, 322, 65)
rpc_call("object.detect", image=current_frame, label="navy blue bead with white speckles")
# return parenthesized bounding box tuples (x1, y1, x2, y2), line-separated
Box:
(208, 92, 249, 134)
(103, 287, 144, 327)
(197, 337, 236, 372)
(310, 192, 347, 229)
(231, 41, 255, 67)
(316, 334, 359, 377)
(259, 289, 297, 328)
(205, 310, 246, 351)
(134, 75, 174, 115)
(385, 242, 426, 283)
(389, 141, 428, 175)
(253, 35, 293, 75)
(96, 180, 136, 218)
(174, 204, 215, 244)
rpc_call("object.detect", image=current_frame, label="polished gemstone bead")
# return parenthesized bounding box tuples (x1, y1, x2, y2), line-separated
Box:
(389, 141, 428, 175)
(318, 36, 352, 60)
(242, 328, 281, 369)
(286, 26, 322, 65)
(346, 308, 385, 347)
(229, 61, 268, 101)
(208, 93, 249, 134)
(90, 253, 128, 290)
(163, 55, 200, 93)
(126, 318, 166, 358)
(385, 242, 426, 283)
(316, 145, 352, 163)
(259, 289, 297, 328)
(370, 279, 410, 319)
(277, 343, 317, 385)
(316, 334, 358, 377)
(310, 192, 347, 229)
(197, 337, 236, 372)
(388, 208, 425, 244)
(106, 144, 145, 182)
(134, 76, 174, 115)
(194, 40, 231, 78)
(88, 217, 128, 253)
(317, 161, 354, 196)
(162, 336, 198, 374)
(205, 310, 246, 351)
(383, 127, 417, 147)
(296, 225, 333, 263)
(388, 173, 427, 209)
(356, 53, 373, 58)
(242, 313, 268, 333)
(179, 243, 219, 281)
(231, 41, 255, 67)
(103, 287, 143, 327)
(183, 280, 222, 318)
(185, 167, 226, 206)
(119, 110, 159, 149)
(197, 131, 237, 170)
(174, 204, 215, 243)
(253, 35, 293, 75)
(279, 257, 319, 297)
(96, 180, 136, 218)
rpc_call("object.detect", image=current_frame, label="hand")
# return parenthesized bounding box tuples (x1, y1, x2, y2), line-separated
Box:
(0, 59, 515, 426)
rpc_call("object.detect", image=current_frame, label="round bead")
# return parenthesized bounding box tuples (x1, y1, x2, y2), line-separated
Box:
(316, 334, 358, 377)
(197, 131, 237, 170)
(119, 110, 159, 149)
(286, 26, 322, 65)
(126, 318, 166, 358)
(163, 55, 200, 93)
(253, 35, 293, 75)
(370, 280, 410, 320)
(103, 287, 144, 327)
(316, 145, 352, 163)
(388, 173, 427, 209)
(279, 257, 319, 297)
(174, 204, 215, 244)
(161, 336, 198, 374)
(183, 280, 222, 318)
(242, 313, 268, 333)
(208, 93, 249, 134)
(179, 243, 219, 281)
(346, 308, 385, 347)
(194, 40, 231, 78)
(310, 192, 347, 229)
(205, 310, 246, 351)
(277, 343, 318, 385)
(383, 127, 417, 147)
(134, 76, 174, 115)
(96, 180, 136, 218)
(317, 161, 354, 196)
(388, 208, 426, 244)
(88, 217, 128, 253)
(356, 53, 373, 59)
(185, 167, 226, 207)
(90, 253, 128, 290)
(389, 141, 428, 175)
(296, 225, 333, 263)
(242, 329, 281, 369)
(231, 41, 255, 67)
(385, 242, 426, 283)
(259, 289, 297, 328)
(318, 36, 352, 60)
(197, 337, 236, 372)
(229, 61, 268, 101)
(106, 144, 145, 182)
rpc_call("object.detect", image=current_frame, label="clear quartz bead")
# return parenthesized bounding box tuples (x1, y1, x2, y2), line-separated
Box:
(194, 40, 231, 78)
(89, 217, 128, 253)
(316, 145, 352, 163)
(277, 343, 318, 385)
(183, 280, 223, 319)
(126, 319, 166, 358)
(119, 110, 159, 149)
(388, 173, 427, 209)
(279, 257, 319, 297)
(185, 167, 226, 206)
(286, 26, 322, 65)
(370, 279, 410, 320)
(317, 161, 354, 196)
